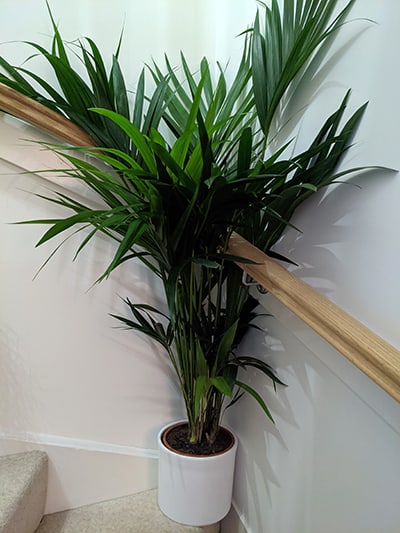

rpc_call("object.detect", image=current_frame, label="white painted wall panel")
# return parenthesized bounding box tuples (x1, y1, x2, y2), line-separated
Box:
(225, 299, 400, 533)
(0, 155, 184, 446)
(224, 2, 400, 532)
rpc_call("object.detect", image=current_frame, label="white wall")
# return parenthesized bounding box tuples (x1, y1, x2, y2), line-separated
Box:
(1, 1, 400, 531)
(0, 0, 255, 89)
(0, 129, 166, 512)
(224, 2, 400, 532)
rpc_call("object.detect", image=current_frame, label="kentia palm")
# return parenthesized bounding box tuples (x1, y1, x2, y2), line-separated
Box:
(2, 0, 366, 448)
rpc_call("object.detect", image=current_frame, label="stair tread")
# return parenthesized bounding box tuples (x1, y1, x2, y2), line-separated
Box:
(0, 451, 48, 533)
(35, 489, 215, 533)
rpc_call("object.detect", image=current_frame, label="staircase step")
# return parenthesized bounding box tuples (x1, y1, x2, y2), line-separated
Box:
(0, 451, 48, 533)
(35, 489, 219, 533)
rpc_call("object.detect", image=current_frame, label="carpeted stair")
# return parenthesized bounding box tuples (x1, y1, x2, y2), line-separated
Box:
(0, 451, 218, 533)
(35, 489, 218, 532)
(0, 451, 48, 533)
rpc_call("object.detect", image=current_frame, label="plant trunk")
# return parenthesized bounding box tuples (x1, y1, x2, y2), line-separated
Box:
(204, 390, 223, 444)
(187, 389, 224, 446)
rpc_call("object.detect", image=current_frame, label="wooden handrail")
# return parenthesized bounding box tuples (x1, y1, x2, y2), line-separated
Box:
(2, 81, 400, 403)
(228, 234, 400, 403)
(0, 83, 94, 146)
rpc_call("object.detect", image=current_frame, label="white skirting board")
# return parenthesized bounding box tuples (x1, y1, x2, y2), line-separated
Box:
(0, 431, 158, 514)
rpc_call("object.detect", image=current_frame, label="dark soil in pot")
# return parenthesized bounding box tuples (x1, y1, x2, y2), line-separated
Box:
(163, 422, 234, 456)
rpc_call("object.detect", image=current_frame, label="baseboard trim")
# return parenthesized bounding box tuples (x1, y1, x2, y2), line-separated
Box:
(0, 430, 159, 514)
(0, 429, 159, 459)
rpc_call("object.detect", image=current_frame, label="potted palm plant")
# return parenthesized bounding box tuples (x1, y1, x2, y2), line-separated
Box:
(0, 0, 366, 526)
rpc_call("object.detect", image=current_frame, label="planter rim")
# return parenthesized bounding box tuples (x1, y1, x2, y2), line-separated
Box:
(159, 420, 236, 459)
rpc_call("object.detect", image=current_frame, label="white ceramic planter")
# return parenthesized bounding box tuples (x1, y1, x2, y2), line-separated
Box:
(158, 421, 238, 527)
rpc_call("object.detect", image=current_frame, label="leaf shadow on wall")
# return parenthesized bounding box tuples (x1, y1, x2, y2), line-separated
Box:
(269, 23, 372, 155)
(272, 168, 397, 301)
(225, 311, 326, 533)
(101, 260, 186, 450)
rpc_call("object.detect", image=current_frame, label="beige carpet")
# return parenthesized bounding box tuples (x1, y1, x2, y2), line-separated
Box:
(0, 451, 48, 533)
(35, 489, 219, 533)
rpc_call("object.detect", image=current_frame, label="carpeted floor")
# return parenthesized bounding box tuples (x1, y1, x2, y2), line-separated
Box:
(35, 489, 219, 533)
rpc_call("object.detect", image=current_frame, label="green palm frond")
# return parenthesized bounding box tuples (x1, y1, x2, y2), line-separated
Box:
(251, 0, 356, 138)
(2, 0, 371, 446)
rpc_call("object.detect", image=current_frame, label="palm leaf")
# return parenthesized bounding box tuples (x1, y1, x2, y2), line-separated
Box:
(251, 0, 356, 138)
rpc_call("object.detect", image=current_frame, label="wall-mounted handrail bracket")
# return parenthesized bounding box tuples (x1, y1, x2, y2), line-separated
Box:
(241, 272, 268, 295)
